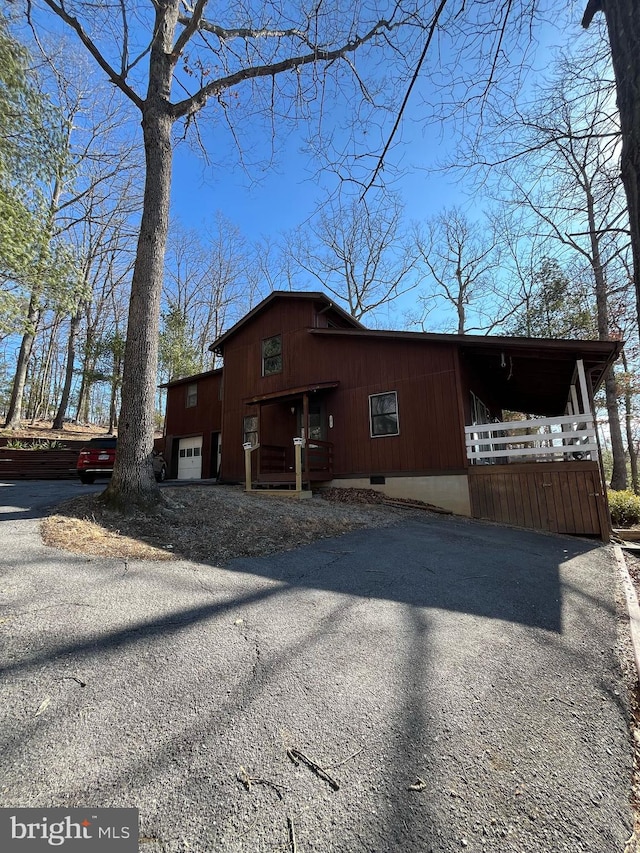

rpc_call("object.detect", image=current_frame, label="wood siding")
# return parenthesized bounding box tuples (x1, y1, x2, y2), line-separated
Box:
(164, 372, 222, 479)
(468, 461, 609, 540)
(220, 301, 466, 482)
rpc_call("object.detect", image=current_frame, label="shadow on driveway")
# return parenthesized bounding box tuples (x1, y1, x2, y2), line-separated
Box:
(0, 495, 630, 852)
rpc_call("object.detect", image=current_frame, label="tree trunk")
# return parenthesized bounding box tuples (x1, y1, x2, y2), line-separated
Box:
(593, 1, 640, 339)
(108, 344, 123, 434)
(584, 175, 627, 489)
(604, 369, 627, 490)
(30, 314, 61, 424)
(53, 310, 82, 430)
(625, 392, 639, 494)
(75, 324, 97, 424)
(4, 295, 41, 428)
(101, 0, 182, 509)
(102, 105, 174, 509)
(455, 262, 466, 334)
(621, 350, 639, 493)
(108, 388, 119, 434)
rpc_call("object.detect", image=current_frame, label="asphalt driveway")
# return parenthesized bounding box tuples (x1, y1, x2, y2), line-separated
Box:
(0, 481, 634, 851)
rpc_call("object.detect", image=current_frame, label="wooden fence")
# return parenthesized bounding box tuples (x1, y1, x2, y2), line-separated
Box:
(0, 449, 80, 479)
(468, 461, 610, 540)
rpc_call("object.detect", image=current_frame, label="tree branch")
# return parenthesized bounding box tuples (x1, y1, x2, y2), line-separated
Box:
(361, 0, 450, 198)
(177, 16, 308, 44)
(39, 0, 144, 110)
(172, 0, 207, 59)
(171, 18, 399, 119)
(581, 0, 603, 29)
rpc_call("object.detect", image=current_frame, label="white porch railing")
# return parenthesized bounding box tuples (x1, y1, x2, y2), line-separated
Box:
(465, 414, 598, 464)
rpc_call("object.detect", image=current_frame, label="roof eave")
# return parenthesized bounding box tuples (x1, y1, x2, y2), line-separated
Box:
(158, 366, 223, 390)
(208, 291, 363, 353)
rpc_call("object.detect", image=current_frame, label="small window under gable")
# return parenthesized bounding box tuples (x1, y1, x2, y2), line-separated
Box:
(369, 391, 399, 437)
(186, 383, 198, 408)
(262, 334, 282, 376)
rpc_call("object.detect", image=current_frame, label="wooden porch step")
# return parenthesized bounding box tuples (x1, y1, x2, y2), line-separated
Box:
(252, 481, 298, 490)
(247, 485, 313, 499)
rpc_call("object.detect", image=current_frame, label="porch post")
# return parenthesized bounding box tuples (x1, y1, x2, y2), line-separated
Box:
(243, 442, 253, 492)
(576, 359, 590, 417)
(302, 392, 310, 486)
(293, 437, 303, 493)
(570, 385, 579, 416)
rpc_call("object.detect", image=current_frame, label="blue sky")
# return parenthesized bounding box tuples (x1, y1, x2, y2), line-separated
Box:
(18, 0, 591, 330)
(169, 129, 464, 242)
(163, 2, 584, 257)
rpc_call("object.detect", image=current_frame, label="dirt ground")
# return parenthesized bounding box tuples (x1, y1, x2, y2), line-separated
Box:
(0, 420, 114, 441)
(41, 485, 416, 564)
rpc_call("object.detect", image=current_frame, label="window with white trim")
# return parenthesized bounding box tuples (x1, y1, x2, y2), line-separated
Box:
(369, 391, 399, 437)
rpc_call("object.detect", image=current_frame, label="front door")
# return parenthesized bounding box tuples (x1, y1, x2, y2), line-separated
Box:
(296, 399, 326, 441)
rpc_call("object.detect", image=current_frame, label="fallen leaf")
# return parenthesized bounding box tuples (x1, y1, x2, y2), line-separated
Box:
(35, 696, 51, 717)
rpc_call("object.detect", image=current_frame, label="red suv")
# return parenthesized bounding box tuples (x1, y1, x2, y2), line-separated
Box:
(76, 437, 167, 484)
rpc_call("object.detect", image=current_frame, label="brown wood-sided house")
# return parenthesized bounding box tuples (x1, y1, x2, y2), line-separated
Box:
(162, 291, 621, 540)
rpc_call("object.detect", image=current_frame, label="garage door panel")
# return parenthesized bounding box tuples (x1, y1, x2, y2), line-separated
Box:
(178, 436, 202, 479)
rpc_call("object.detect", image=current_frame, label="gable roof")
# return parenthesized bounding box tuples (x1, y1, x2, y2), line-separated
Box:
(159, 367, 222, 390)
(209, 291, 363, 353)
(204, 289, 621, 415)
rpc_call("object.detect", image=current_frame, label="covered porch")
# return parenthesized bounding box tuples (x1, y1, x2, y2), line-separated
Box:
(459, 339, 622, 540)
(243, 381, 336, 491)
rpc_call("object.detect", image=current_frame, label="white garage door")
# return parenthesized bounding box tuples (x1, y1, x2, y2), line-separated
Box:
(177, 436, 203, 480)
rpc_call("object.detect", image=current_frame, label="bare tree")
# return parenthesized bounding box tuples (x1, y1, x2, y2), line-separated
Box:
(254, 236, 298, 295)
(163, 214, 260, 371)
(52, 156, 141, 429)
(411, 207, 508, 334)
(583, 1, 640, 342)
(3, 137, 73, 428)
(74, 219, 136, 425)
(27, 0, 437, 508)
(3, 43, 140, 430)
(619, 347, 639, 493)
(287, 189, 419, 322)
(483, 51, 631, 488)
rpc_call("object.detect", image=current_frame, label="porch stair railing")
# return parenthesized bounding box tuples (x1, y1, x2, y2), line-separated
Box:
(465, 413, 598, 464)
(244, 438, 333, 496)
(305, 439, 334, 475)
(258, 444, 287, 475)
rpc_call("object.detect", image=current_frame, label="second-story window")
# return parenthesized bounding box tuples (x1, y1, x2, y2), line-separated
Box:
(262, 334, 282, 376)
(186, 383, 198, 407)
